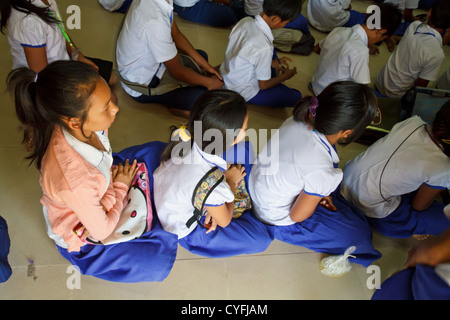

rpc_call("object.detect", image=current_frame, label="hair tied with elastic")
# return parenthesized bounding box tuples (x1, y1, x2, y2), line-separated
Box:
(309, 96, 319, 116)
(172, 125, 191, 142)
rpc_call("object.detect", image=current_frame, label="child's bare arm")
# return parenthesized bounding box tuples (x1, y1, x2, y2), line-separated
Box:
(258, 67, 297, 90)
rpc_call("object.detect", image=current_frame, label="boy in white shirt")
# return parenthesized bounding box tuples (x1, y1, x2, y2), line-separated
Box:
(311, 3, 402, 95)
(219, 0, 303, 108)
(375, 0, 450, 98)
(116, 0, 223, 117)
(307, 0, 367, 32)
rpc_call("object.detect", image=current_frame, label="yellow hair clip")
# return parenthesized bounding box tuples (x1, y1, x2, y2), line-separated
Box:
(442, 139, 450, 145)
(172, 125, 191, 142)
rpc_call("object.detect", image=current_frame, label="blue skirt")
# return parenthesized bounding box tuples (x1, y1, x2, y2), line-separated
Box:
(57, 141, 179, 283)
(0, 216, 12, 283)
(269, 190, 382, 267)
(367, 194, 450, 238)
(372, 264, 450, 300)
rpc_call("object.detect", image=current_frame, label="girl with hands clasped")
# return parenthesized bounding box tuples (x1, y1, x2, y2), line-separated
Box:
(154, 89, 273, 258)
(249, 81, 382, 267)
(7, 60, 178, 283)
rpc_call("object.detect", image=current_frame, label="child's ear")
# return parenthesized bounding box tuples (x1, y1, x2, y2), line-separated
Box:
(377, 28, 389, 39)
(65, 117, 82, 130)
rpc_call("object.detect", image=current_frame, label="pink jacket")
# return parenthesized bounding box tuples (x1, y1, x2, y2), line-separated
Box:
(40, 127, 128, 252)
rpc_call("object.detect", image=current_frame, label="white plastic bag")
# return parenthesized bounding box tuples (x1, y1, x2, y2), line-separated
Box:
(319, 246, 356, 277)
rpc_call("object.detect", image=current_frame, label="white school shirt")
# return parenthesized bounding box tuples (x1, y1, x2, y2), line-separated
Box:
(153, 142, 235, 239)
(42, 129, 113, 249)
(307, 0, 351, 32)
(341, 116, 450, 219)
(7, 0, 70, 69)
(375, 21, 445, 98)
(173, 0, 200, 7)
(116, 0, 177, 97)
(249, 117, 343, 226)
(98, 0, 126, 12)
(383, 0, 419, 15)
(219, 15, 274, 101)
(311, 24, 370, 95)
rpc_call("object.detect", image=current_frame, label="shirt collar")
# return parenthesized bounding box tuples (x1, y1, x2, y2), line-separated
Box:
(193, 141, 228, 171)
(352, 24, 368, 46)
(312, 130, 340, 166)
(255, 14, 274, 43)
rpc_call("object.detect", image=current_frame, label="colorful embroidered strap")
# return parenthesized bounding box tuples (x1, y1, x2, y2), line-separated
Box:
(186, 166, 224, 229)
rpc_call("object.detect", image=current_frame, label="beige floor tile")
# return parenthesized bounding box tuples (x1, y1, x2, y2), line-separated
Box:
(0, 0, 448, 300)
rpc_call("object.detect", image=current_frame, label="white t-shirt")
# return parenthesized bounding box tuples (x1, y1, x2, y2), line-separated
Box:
(307, 0, 351, 32)
(383, 0, 419, 15)
(153, 142, 235, 239)
(311, 24, 370, 95)
(7, 0, 70, 69)
(116, 0, 178, 97)
(249, 117, 343, 226)
(376, 21, 445, 98)
(341, 116, 450, 219)
(173, 0, 199, 7)
(219, 15, 274, 101)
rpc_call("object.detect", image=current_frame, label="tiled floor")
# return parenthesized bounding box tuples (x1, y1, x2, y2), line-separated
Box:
(0, 0, 449, 300)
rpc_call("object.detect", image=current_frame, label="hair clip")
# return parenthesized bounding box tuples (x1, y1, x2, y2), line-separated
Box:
(34, 73, 38, 83)
(309, 96, 319, 116)
(442, 138, 450, 145)
(172, 125, 191, 142)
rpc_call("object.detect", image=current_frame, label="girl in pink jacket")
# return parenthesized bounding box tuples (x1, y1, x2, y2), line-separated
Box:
(7, 60, 177, 283)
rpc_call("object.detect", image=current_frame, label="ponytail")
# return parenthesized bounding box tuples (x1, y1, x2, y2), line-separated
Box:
(1, 0, 60, 34)
(293, 81, 378, 145)
(7, 60, 101, 169)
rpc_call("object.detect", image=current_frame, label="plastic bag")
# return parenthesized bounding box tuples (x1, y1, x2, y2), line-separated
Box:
(319, 246, 356, 277)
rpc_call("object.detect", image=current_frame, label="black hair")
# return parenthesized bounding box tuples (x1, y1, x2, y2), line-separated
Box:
(262, 0, 303, 22)
(1, 0, 60, 34)
(161, 89, 248, 162)
(293, 81, 378, 146)
(429, 0, 450, 30)
(366, 2, 402, 37)
(431, 100, 450, 157)
(7, 60, 102, 169)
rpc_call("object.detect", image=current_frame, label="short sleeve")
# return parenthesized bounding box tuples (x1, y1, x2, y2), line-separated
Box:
(204, 180, 235, 207)
(424, 170, 450, 191)
(144, 19, 177, 64)
(252, 48, 273, 81)
(13, 16, 47, 48)
(350, 51, 371, 84)
(418, 48, 445, 81)
(303, 168, 343, 198)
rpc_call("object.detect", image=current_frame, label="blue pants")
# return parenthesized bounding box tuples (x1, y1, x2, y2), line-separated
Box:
(0, 216, 12, 283)
(267, 189, 382, 267)
(247, 50, 302, 108)
(418, 0, 436, 9)
(372, 264, 450, 300)
(284, 13, 310, 35)
(174, 0, 237, 27)
(367, 194, 450, 238)
(133, 50, 209, 111)
(342, 10, 367, 28)
(394, 21, 411, 36)
(57, 142, 179, 283)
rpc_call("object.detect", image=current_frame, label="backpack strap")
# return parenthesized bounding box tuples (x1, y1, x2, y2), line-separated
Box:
(186, 166, 225, 229)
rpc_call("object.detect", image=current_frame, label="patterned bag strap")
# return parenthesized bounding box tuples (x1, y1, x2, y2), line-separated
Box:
(186, 166, 224, 229)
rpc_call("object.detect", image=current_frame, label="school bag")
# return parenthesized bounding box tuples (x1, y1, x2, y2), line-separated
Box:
(114, 54, 205, 97)
(272, 28, 315, 56)
(185, 166, 252, 229)
(74, 162, 153, 245)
